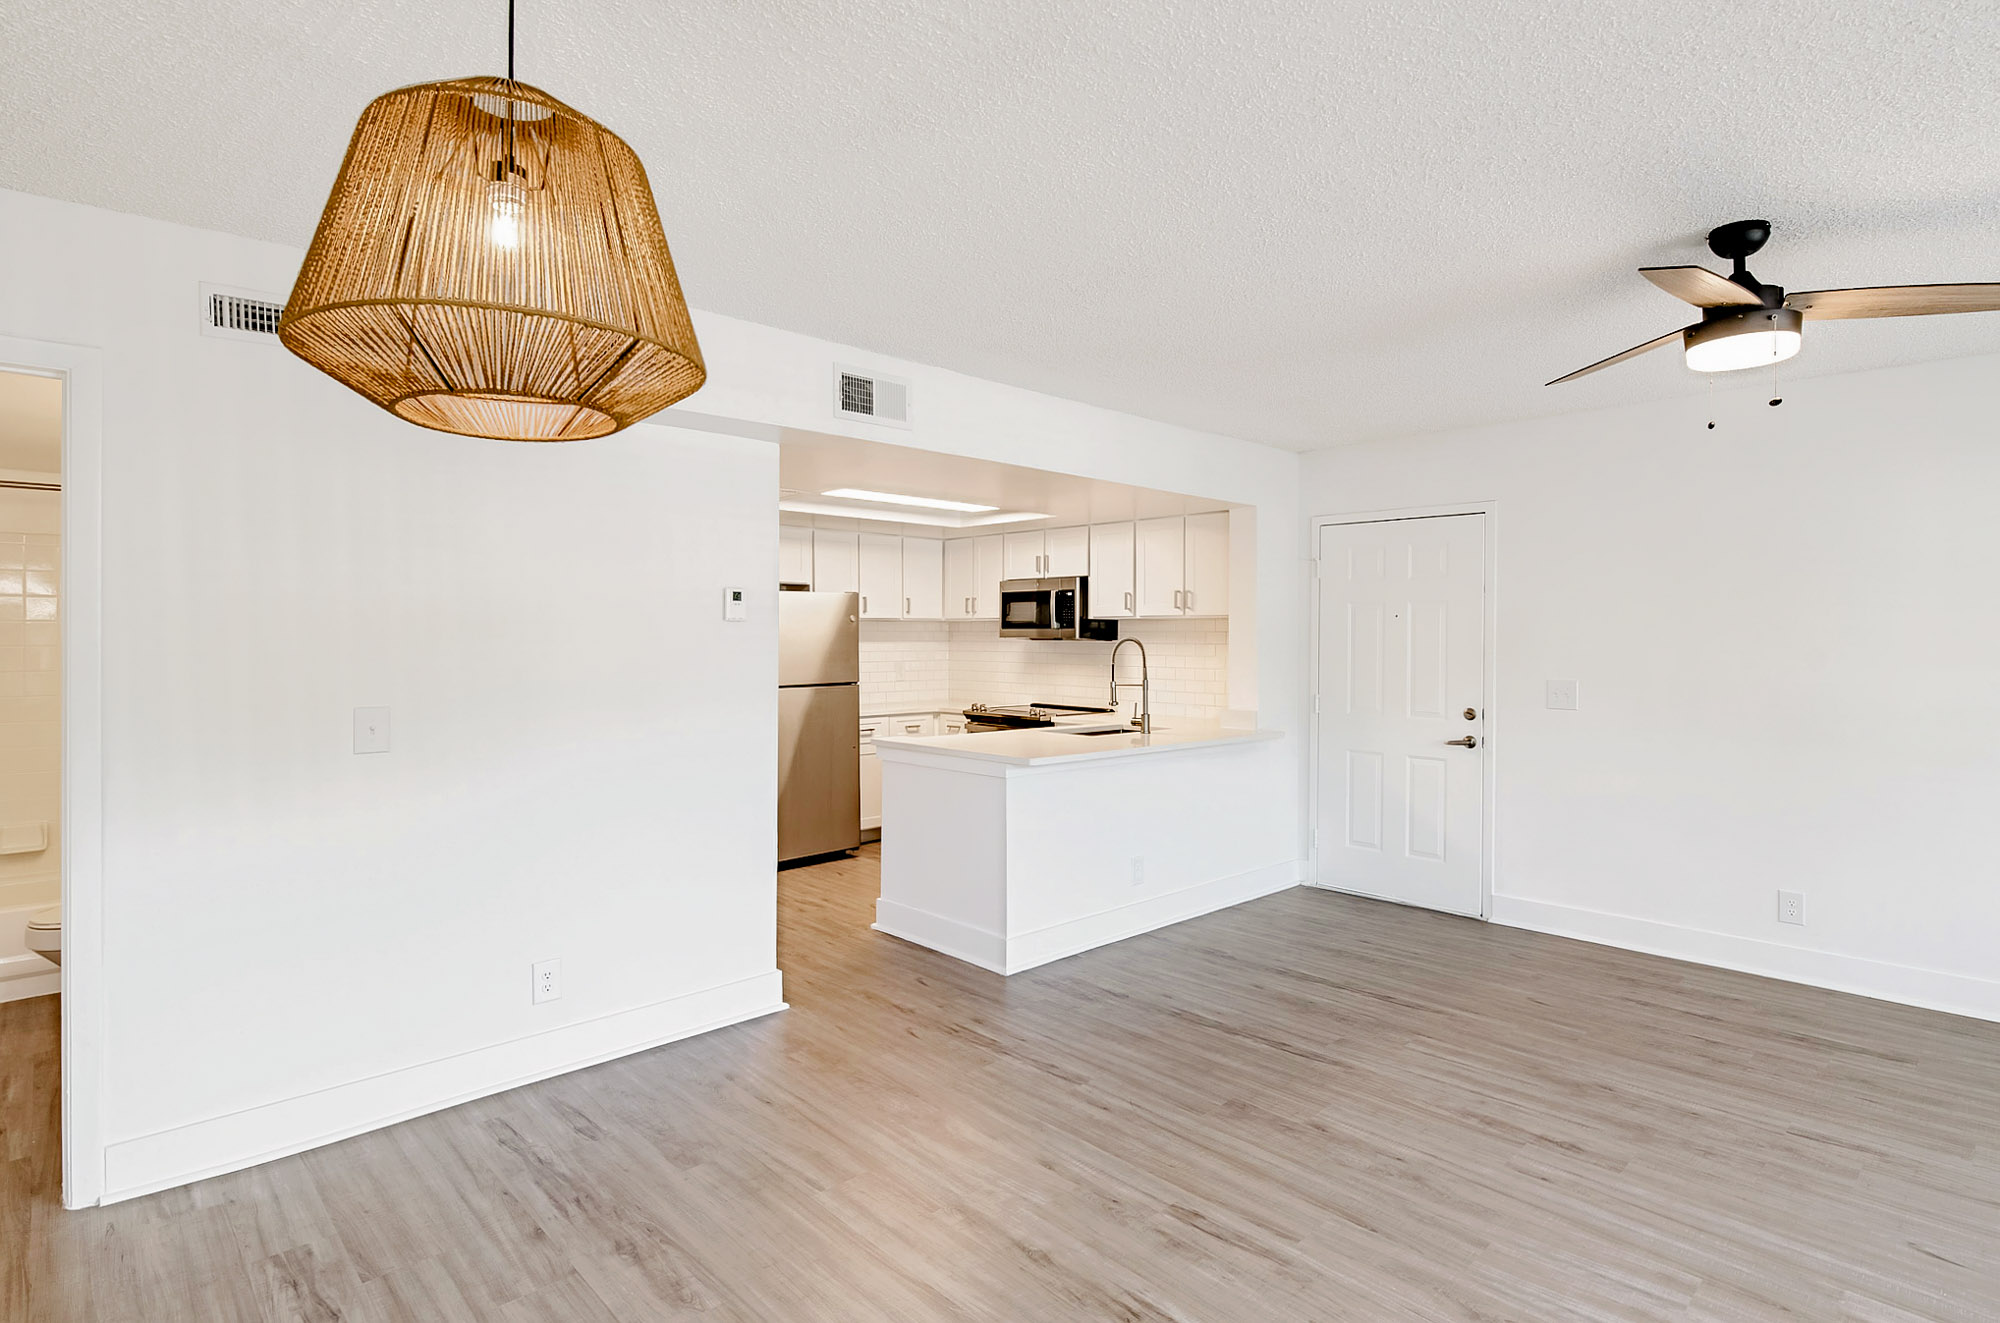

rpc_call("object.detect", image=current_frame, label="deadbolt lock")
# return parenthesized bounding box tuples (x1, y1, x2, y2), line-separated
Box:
(1463, 707, 1478, 721)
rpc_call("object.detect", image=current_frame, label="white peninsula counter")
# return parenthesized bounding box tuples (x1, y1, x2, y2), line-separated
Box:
(870, 721, 1293, 974)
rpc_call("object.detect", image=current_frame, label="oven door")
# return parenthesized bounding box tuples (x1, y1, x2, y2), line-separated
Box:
(998, 581, 1066, 638)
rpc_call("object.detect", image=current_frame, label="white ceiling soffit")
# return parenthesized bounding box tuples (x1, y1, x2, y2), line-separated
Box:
(3, 1, 1998, 450)
(0, 370, 62, 475)
(777, 429, 1228, 531)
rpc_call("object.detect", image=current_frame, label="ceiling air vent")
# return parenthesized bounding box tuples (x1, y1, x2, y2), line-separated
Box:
(833, 365, 911, 428)
(200, 283, 286, 344)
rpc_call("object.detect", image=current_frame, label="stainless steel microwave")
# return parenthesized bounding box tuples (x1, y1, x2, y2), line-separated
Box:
(997, 576, 1118, 641)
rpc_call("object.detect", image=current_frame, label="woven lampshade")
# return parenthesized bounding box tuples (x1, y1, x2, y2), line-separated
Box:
(280, 75, 704, 441)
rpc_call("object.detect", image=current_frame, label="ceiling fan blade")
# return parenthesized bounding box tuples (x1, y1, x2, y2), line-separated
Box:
(1547, 328, 1685, 385)
(1640, 266, 1765, 308)
(1785, 283, 2000, 319)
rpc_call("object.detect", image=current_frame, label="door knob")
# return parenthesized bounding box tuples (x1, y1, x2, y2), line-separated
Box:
(1444, 736, 1478, 748)
(1463, 707, 1478, 721)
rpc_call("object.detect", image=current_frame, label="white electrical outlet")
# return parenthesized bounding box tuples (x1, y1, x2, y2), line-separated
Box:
(1545, 679, 1579, 710)
(352, 706, 391, 754)
(532, 958, 561, 1003)
(1130, 856, 1145, 887)
(1777, 891, 1804, 926)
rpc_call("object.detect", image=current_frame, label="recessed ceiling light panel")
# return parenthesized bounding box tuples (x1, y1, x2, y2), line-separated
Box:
(821, 488, 998, 513)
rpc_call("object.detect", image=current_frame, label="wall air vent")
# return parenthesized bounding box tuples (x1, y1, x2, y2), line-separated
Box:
(199, 283, 287, 344)
(833, 365, 911, 428)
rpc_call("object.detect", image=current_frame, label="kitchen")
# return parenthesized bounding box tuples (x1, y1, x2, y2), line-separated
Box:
(775, 429, 1281, 973)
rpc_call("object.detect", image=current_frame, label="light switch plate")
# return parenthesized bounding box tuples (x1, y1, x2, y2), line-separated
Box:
(724, 587, 747, 622)
(1545, 679, 1579, 710)
(352, 706, 391, 754)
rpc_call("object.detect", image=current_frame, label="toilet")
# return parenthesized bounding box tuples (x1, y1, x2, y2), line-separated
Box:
(24, 906, 60, 966)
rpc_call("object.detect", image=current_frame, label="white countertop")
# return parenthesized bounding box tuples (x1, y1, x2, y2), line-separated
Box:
(873, 720, 1281, 767)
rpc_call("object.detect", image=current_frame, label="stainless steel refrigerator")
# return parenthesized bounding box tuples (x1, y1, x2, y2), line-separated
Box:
(778, 591, 861, 863)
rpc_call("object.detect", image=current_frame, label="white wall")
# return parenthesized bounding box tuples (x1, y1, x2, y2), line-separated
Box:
(1301, 353, 2000, 1021)
(0, 184, 1306, 1201)
(0, 188, 785, 1200)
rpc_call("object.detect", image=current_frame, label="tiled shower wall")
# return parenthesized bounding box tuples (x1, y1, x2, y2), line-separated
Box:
(0, 487, 60, 896)
(859, 616, 1228, 719)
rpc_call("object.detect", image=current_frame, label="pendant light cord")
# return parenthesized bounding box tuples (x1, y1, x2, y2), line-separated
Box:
(507, 0, 515, 81)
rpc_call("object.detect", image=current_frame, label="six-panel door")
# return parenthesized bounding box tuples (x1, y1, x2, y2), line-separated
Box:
(1315, 514, 1486, 916)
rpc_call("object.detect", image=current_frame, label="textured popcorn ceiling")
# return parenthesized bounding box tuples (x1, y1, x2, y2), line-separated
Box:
(2, 0, 1997, 449)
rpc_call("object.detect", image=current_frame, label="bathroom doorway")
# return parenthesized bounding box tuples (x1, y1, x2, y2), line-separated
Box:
(0, 334, 104, 1209)
(0, 368, 62, 1004)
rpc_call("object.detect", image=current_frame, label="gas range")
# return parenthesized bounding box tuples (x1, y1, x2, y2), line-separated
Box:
(963, 702, 1117, 731)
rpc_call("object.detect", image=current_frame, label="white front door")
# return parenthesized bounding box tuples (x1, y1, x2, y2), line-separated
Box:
(1315, 514, 1487, 916)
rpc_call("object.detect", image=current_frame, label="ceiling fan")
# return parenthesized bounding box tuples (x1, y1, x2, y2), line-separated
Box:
(1548, 219, 2000, 385)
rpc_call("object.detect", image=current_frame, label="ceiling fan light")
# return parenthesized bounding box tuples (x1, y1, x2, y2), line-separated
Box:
(1683, 306, 1803, 374)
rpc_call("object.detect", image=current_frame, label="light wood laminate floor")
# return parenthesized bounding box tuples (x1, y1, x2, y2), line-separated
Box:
(4, 848, 1998, 1320)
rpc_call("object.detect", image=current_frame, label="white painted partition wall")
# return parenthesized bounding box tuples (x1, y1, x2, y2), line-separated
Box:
(0, 184, 1305, 1203)
(1303, 353, 2000, 1022)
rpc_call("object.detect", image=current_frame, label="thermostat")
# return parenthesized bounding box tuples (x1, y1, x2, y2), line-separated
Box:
(724, 587, 747, 622)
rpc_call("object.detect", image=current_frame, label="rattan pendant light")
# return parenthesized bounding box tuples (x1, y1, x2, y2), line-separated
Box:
(279, 1, 704, 441)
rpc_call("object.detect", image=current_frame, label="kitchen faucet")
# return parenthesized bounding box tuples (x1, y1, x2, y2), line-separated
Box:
(1107, 638, 1152, 734)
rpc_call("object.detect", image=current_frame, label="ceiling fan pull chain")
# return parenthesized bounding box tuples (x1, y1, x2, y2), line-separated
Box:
(1706, 372, 1716, 430)
(1768, 313, 1784, 407)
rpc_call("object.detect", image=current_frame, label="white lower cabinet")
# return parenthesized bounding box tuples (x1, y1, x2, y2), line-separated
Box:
(860, 749, 882, 834)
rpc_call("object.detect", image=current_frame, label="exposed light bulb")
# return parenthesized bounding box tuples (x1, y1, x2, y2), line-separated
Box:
(489, 179, 525, 249)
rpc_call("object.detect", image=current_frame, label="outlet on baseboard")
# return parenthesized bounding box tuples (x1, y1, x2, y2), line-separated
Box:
(1777, 891, 1805, 926)
(1130, 856, 1145, 887)
(532, 958, 561, 1004)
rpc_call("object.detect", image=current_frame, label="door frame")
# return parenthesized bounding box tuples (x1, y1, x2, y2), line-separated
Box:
(1307, 502, 1498, 918)
(0, 334, 107, 1207)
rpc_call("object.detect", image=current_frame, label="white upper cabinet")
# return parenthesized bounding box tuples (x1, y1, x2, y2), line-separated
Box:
(1134, 517, 1185, 617)
(1002, 527, 1088, 579)
(946, 535, 1005, 618)
(1045, 526, 1089, 576)
(812, 530, 859, 594)
(857, 533, 902, 619)
(1088, 521, 1136, 618)
(971, 535, 1003, 618)
(944, 537, 978, 619)
(779, 525, 814, 587)
(901, 537, 944, 619)
(1002, 531, 1044, 579)
(1133, 513, 1229, 617)
(1182, 511, 1229, 618)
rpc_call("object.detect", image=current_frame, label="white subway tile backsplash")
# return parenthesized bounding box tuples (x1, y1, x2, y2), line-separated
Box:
(860, 616, 1228, 719)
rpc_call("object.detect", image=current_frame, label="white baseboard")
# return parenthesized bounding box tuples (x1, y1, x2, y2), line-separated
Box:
(873, 900, 1006, 973)
(1491, 896, 2000, 1024)
(1004, 860, 1302, 974)
(98, 969, 787, 1204)
(877, 862, 1304, 977)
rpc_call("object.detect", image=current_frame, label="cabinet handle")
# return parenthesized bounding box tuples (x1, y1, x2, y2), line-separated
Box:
(1184, 590, 1194, 612)
(904, 723, 922, 733)
(1172, 589, 1182, 609)
(861, 595, 868, 612)
(905, 596, 911, 615)
(1125, 590, 1133, 611)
